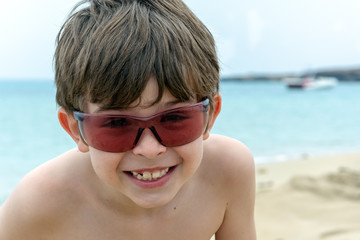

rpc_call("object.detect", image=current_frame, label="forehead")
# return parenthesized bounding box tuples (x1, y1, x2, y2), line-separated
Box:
(130, 78, 174, 108)
(87, 78, 190, 114)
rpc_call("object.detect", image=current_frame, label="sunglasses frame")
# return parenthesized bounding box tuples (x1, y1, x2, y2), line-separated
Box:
(73, 98, 210, 152)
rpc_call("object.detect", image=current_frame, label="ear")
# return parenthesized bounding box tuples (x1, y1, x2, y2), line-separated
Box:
(58, 107, 89, 153)
(203, 93, 222, 140)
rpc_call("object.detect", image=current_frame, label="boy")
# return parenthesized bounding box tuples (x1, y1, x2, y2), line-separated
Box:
(0, 0, 256, 239)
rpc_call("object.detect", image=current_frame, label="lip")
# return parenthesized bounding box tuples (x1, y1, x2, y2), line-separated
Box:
(128, 166, 171, 174)
(125, 166, 176, 189)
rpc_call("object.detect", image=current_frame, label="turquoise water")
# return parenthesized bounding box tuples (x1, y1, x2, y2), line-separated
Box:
(1, 80, 360, 203)
(214, 81, 360, 162)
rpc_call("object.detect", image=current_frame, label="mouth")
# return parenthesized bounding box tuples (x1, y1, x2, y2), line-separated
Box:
(125, 166, 175, 182)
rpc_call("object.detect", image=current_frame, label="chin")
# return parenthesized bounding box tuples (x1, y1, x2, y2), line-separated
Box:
(131, 194, 175, 209)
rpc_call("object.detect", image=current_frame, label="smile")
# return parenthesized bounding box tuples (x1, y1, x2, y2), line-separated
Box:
(130, 168, 170, 181)
(125, 166, 177, 189)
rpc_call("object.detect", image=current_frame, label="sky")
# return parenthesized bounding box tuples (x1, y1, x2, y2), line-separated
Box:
(1, 0, 360, 79)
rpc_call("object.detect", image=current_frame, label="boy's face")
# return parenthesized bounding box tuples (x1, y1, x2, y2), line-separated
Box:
(81, 78, 210, 209)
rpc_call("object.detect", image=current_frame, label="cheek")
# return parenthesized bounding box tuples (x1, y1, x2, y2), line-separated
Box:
(89, 149, 125, 182)
(178, 137, 204, 169)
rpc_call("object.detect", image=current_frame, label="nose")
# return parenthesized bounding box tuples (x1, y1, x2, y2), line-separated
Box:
(132, 128, 166, 159)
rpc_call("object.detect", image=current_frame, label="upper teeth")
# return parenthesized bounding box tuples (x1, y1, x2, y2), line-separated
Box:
(131, 168, 170, 181)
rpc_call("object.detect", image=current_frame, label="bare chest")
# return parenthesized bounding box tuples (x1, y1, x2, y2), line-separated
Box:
(47, 193, 225, 240)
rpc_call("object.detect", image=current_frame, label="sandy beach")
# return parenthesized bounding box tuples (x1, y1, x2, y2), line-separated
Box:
(255, 152, 360, 240)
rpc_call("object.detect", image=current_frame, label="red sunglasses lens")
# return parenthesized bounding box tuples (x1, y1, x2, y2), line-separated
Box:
(79, 116, 138, 152)
(152, 106, 206, 147)
(76, 102, 208, 152)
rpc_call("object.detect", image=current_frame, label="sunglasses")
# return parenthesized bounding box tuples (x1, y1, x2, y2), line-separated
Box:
(73, 98, 209, 152)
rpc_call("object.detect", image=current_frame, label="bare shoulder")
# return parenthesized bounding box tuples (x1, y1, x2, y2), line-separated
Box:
(202, 134, 255, 200)
(203, 134, 254, 176)
(203, 134, 256, 240)
(0, 149, 88, 239)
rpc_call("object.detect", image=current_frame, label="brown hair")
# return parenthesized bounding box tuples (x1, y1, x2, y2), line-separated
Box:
(54, 0, 219, 113)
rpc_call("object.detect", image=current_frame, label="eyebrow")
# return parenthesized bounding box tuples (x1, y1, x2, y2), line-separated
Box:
(94, 99, 188, 114)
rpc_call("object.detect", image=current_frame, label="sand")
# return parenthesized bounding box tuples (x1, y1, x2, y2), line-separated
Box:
(255, 152, 360, 240)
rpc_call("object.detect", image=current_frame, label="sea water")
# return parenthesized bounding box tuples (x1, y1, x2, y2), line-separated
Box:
(1, 80, 360, 203)
(215, 81, 360, 162)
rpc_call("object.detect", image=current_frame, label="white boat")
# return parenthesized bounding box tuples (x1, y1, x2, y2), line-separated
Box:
(284, 76, 338, 89)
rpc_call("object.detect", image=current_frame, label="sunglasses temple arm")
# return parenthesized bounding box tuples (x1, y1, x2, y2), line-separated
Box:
(76, 121, 90, 146)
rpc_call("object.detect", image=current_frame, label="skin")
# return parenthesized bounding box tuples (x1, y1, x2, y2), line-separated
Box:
(0, 78, 256, 240)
